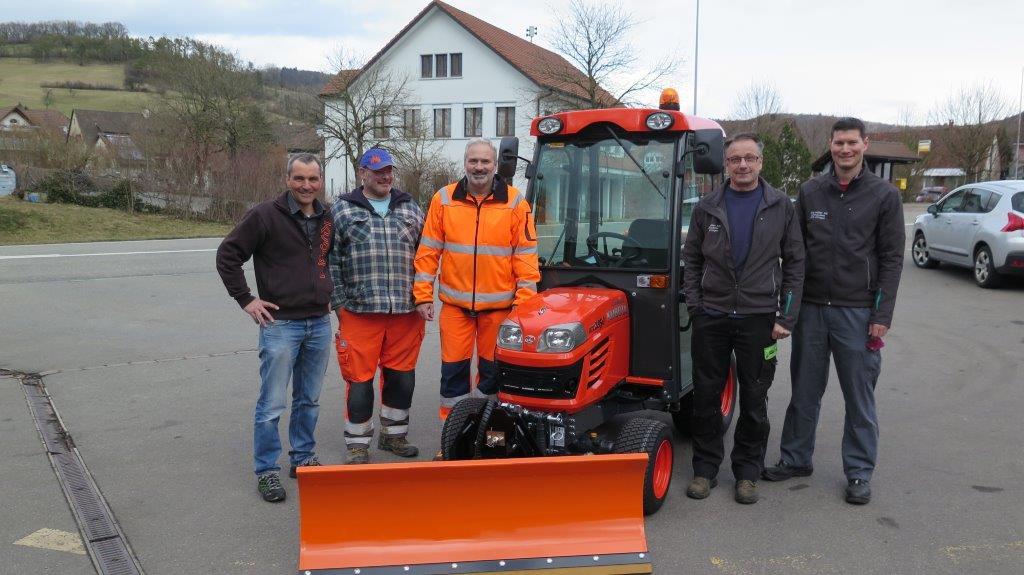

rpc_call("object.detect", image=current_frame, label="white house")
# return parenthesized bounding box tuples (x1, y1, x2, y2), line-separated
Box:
(319, 0, 612, 199)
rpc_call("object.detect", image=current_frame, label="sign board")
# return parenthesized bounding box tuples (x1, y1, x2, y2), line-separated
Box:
(918, 140, 931, 153)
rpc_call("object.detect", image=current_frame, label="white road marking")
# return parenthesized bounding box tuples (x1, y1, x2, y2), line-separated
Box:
(13, 528, 86, 555)
(0, 248, 216, 261)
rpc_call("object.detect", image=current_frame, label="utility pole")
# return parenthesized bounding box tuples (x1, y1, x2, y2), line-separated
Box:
(693, 0, 700, 115)
(526, 26, 537, 43)
(1015, 66, 1023, 179)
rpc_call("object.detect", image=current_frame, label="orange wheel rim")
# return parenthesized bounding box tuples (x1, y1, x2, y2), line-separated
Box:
(652, 439, 672, 498)
(720, 367, 736, 417)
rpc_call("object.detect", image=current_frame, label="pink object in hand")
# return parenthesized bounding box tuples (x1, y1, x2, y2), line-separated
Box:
(866, 336, 885, 351)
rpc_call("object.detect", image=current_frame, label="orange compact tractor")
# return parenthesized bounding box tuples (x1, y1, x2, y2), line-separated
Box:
(296, 91, 732, 575)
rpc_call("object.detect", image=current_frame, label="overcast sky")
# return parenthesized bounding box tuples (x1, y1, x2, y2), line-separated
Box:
(8, 1, 1024, 123)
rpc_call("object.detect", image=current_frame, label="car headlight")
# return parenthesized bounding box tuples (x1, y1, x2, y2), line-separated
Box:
(537, 117, 563, 134)
(497, 321, 523, 350)
(645, 112, 673, 130)
(537, 322, 587, 353)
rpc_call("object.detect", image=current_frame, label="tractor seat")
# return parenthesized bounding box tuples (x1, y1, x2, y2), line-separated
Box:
(622, 218, 670, 268)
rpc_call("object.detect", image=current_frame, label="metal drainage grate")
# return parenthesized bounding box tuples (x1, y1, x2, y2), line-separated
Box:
(7, 370, 144, 575)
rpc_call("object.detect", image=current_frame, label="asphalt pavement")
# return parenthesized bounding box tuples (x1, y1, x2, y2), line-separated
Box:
(2, 209, 1022, 575)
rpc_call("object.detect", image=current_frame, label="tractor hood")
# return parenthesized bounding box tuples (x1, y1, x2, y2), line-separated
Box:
(501, 287, 629, 355)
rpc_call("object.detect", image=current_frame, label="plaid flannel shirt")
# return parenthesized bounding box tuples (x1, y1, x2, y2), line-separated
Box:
(329, 188, 425, 314)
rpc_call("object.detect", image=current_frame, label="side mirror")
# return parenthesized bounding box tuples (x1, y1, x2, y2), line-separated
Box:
(497, 136, 519, 180)
(927, 204, 939, 216)
(692, 129, 724, 175)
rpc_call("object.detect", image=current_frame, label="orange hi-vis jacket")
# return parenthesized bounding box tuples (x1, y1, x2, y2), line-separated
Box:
(414, 176, 540, 312)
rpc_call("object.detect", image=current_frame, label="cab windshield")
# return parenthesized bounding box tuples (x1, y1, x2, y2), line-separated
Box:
(530, 132, 681, 270)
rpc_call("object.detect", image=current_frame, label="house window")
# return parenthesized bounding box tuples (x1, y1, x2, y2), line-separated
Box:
(421, 55, 433, 78)
(464, 107, 482, 137)
(435, 54, 448, 78)
(403, 108, 421, 137)
(450, 53, 462, 77)
(434, 108, 451, 138)
(496, 106, 516, 137)
(373, 114, 388, 139)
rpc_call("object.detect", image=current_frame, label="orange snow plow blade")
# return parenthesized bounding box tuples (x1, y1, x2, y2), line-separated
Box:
(297, 455, 652, 574)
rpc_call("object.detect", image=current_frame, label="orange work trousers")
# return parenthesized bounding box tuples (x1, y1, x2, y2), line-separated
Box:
(335, 310, 425, 384)
(438, 304, 508, 419)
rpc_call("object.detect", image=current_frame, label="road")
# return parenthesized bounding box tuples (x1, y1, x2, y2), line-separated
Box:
(2, 210, 1022, 575)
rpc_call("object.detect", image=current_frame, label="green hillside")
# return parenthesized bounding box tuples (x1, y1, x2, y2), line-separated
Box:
(0, 57, 161, 115)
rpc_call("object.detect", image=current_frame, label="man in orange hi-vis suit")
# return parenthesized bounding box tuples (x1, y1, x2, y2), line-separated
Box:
(414, 138, 540, 429)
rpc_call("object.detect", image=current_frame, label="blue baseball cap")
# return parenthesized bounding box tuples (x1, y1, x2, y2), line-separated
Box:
(359, 148, 394, 170)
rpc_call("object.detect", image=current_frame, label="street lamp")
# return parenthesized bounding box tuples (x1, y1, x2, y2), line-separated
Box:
(693, 0, 700, 115)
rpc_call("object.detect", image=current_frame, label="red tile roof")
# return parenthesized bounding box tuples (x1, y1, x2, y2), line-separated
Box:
(320, 1, 615, 106)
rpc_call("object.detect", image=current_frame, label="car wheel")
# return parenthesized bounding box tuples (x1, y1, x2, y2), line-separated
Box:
(912, 233, 940, 269)
(973, 245, 1002, 289)
(613, 417, 673, 515)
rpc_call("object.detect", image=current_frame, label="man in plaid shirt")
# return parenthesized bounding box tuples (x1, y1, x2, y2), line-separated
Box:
(329, 148, 426, 464)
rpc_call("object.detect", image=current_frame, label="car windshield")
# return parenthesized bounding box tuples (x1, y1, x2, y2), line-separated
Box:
(530, 133, 680, 270)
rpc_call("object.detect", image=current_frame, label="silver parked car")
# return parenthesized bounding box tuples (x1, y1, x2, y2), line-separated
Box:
(912, 180, 1024, 288)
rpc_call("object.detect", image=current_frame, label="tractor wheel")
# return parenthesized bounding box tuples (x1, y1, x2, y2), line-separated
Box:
(440, 397, 488, 461)
(614, 417, 673, 515)
(672, 360, 738, 436)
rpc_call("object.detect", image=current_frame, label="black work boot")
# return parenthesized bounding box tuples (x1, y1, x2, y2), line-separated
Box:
(378, 435, 419, 457)
(256, 472, 285, 502)
(761, 461, 814, 482)
(845, 479, 871, 505)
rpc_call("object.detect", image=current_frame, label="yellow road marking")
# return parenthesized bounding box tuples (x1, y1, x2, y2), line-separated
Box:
(13, 528, 86, 555)
(942, 540, 1024, 564)
(709, 554, 836, 574)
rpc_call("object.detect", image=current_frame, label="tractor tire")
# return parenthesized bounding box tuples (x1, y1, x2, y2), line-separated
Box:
(440, 397, 488, 461)
(613, 417, 673, 515)
(472, 398, 498, 458)
(672, 359, 738, 436)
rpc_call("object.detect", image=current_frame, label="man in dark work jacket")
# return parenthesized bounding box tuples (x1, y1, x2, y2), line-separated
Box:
(682, 132, 805, 505)
(216, 153, 333, 503)
(763, 118, 905, 506)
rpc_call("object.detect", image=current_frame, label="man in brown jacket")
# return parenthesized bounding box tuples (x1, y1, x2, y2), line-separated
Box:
(216, 153, 333, 503)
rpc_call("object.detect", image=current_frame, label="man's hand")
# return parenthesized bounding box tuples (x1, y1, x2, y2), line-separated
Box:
(416, 302, 435, 321)
(772, 323, 791, 340)
(868, 323, 889, 338)
(244, 298, 279, 327)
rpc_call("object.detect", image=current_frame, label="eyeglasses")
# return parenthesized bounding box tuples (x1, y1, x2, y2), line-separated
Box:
(726, 155, 761, 165)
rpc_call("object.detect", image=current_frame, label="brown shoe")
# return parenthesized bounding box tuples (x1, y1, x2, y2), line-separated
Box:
(685, 477, 718, 499)
(378, 435, 419, 458)
(735, 479, 759, 504)
(345, 446, 369, 464)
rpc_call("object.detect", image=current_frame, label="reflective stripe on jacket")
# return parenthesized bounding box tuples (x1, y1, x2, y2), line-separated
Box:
(413, 175, 540, 311)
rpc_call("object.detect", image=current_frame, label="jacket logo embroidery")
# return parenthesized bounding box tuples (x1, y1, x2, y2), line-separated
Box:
(707, 223, 721, 233)
(809, 210, 828, 221)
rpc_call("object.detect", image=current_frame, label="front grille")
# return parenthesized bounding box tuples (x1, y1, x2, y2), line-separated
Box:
(497, 358, 585, 399)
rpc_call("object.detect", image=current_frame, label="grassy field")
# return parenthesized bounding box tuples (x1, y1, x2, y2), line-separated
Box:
(0, 57, 162, 115)
(0, 196, 231, 245)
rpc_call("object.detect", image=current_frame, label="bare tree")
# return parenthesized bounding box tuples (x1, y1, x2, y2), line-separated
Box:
(317, 48, 450, 198)
(544, 0, 679, 108)
(929, 82, 1007, 181)
(730, 81, 785, 133)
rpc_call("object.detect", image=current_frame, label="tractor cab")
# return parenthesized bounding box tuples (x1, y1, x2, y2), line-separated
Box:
(497, 96, 725, 408)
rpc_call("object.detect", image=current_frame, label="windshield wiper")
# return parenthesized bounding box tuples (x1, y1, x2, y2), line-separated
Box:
(604, 126, 666, 199)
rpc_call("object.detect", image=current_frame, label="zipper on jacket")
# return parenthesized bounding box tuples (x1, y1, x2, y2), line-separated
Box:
(865, 255, 871, 292)
(471, 196, 483, 311)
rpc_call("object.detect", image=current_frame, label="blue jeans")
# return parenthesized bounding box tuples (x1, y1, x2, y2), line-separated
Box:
(254, 315, 331, 475)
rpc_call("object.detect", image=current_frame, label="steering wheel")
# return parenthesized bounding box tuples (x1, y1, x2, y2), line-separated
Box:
(585, 232, 643, 267)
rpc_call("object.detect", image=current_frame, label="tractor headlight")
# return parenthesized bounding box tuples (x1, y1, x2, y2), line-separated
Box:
(645, 112, 674, 130)
(537, 322, 587, 353)
(537, 117, 563, 134)
(497, 321, 523, 350)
